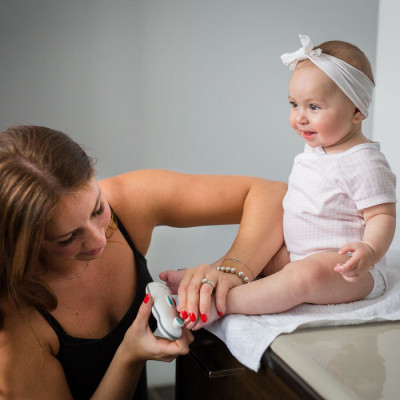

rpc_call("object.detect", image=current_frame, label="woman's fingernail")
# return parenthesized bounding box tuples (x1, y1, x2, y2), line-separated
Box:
(181, 310, 188, 319)
(201, 313, 208, 323)
(189, 313, 196, 322)
(217, 311, 224, 317)
(144, 293, 150, 304)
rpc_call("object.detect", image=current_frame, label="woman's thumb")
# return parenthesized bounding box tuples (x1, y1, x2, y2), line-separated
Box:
(136, 293, 153, 327)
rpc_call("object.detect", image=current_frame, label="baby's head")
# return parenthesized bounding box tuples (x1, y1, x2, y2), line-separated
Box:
(282, 35, 375, 119)
(312, 40, 374, 85)
(282, 35, 374, 152)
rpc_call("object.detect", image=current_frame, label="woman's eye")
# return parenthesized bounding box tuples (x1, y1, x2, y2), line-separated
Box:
(58, 232, 76, 247)
(310, 104, 320, 111)
(93, 202, 104, 217)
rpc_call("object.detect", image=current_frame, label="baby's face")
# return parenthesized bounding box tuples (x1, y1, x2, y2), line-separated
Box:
(288, 61, 362, 153)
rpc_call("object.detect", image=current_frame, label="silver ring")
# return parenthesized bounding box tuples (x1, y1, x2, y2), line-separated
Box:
(201, 278, 215, 289)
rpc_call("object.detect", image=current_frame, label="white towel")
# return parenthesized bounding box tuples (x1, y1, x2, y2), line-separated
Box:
(205, 249, 400, 372)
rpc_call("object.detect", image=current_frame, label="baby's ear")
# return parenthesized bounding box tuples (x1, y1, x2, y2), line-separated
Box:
(353, 108, 364, 124)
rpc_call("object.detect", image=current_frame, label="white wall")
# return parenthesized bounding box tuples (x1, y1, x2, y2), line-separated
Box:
(373, 0, 400, 249)
(0, 0, 380, 388)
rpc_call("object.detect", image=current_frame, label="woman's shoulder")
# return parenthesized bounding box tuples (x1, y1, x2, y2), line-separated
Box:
(99, 170, 166, 255)
(100, 169, 166, 207)
(0, 300, 59, 358)
(0, 302, 61, 396)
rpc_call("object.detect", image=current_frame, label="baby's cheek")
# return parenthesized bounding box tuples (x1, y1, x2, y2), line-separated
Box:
(289, 116, 298, 132)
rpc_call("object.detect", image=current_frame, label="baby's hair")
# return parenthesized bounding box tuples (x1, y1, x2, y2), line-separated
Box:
(314, 40, 375, 84)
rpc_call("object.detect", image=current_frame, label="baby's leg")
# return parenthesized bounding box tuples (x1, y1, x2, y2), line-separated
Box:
(224, 251, 374, 316)
(160, 243, 289, 296)
(159, 269, 187, 294)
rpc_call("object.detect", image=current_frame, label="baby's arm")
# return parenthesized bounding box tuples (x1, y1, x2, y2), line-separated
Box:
(335, 203, 396, 282)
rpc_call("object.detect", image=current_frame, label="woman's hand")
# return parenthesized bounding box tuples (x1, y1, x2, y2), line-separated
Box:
(176, 263, 243, 329)
(121, 294, 194, 364)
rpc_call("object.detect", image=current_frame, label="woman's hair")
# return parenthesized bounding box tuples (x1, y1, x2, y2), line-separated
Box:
(315, 40, 375, 84)
(0, 125, 94, 324)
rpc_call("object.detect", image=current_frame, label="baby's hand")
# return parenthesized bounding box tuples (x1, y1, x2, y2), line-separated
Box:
(334, 242, 375, 282)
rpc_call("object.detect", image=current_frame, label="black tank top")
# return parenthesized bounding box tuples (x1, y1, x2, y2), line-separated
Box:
(41, 213, 156, 400)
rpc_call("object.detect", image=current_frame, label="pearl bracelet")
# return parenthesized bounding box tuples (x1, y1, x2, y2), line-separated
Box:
(223, 257, 255, 280)
(214, 266, 250, 284)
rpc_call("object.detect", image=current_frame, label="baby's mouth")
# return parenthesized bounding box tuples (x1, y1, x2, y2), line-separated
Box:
(301, 130, 316, 139)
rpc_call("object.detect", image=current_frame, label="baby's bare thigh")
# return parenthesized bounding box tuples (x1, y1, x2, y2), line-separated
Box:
(295, 252, 372, 304)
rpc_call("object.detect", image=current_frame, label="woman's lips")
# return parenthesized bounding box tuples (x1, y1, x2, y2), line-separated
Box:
(83, 248, 102, 257)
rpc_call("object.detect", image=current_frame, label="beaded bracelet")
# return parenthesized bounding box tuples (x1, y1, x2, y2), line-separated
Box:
(214, 265, 250, 284)
(223, 257, 255, 280)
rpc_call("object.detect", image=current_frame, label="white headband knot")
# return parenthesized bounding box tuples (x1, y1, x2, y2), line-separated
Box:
(281, 34, 374, 118)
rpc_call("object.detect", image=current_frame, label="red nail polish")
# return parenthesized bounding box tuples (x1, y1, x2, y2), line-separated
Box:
(201, 314, 208, 323)
(189, 313, 196, 322)
(218, 311, 224, 317)
(181, 310, 188, 319)
(144, 293, 149, 304)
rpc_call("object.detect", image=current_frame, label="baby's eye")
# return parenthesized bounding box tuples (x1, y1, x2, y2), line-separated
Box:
(310, 104, 320, 111)
(289, 101, 298, 108)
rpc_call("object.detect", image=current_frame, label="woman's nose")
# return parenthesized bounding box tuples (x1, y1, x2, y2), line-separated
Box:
(84, 222, 107, 250)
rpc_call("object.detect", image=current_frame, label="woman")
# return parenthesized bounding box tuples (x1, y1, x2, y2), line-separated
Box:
(0, 125, 286, 399)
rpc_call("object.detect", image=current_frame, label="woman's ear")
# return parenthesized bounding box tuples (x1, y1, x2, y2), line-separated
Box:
(353, 108, 364, 124)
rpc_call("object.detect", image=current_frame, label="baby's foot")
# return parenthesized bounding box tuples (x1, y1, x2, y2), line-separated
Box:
(159, 269, 186, 294)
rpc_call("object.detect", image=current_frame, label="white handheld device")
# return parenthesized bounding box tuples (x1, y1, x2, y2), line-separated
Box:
(145, 282, 184, 340)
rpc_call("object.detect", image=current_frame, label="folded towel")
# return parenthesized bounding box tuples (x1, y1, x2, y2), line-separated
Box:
(206, 249, 400, 372)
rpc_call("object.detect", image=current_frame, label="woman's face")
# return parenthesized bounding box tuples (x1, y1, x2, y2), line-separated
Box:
(41, 178, 111, 266)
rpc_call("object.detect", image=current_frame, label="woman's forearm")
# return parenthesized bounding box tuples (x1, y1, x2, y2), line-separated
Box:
(91, 345, 145, 400)
(220, 180, 287, 279)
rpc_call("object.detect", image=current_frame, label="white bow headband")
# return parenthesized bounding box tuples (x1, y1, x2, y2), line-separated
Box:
(281, 34, 374, 118)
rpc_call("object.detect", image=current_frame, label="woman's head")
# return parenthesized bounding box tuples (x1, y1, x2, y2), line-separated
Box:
(41, 178, 111, 268)
(0, 125, 94, 313)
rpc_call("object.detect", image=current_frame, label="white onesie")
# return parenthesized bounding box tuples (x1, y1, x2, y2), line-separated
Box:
(283, 142, 396, 285)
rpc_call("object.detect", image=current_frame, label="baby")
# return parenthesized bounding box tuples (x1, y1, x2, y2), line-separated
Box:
(161, 35, 396, 329)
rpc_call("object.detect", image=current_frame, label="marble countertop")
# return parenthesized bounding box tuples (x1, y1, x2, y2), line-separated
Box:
(270, 321, 400, 399)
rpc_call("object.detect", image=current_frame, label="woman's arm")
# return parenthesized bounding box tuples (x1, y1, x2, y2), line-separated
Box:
(0, 308, 74, 400)
(91, 295, 193, 400)
(176, 176, 287, 325)
(101, 169, 286, 255)
(0, 297, 192, 400)
(101, 169, 287, 324)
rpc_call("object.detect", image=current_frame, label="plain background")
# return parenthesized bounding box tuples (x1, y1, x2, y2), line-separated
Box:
(1, 0, 398, 388)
